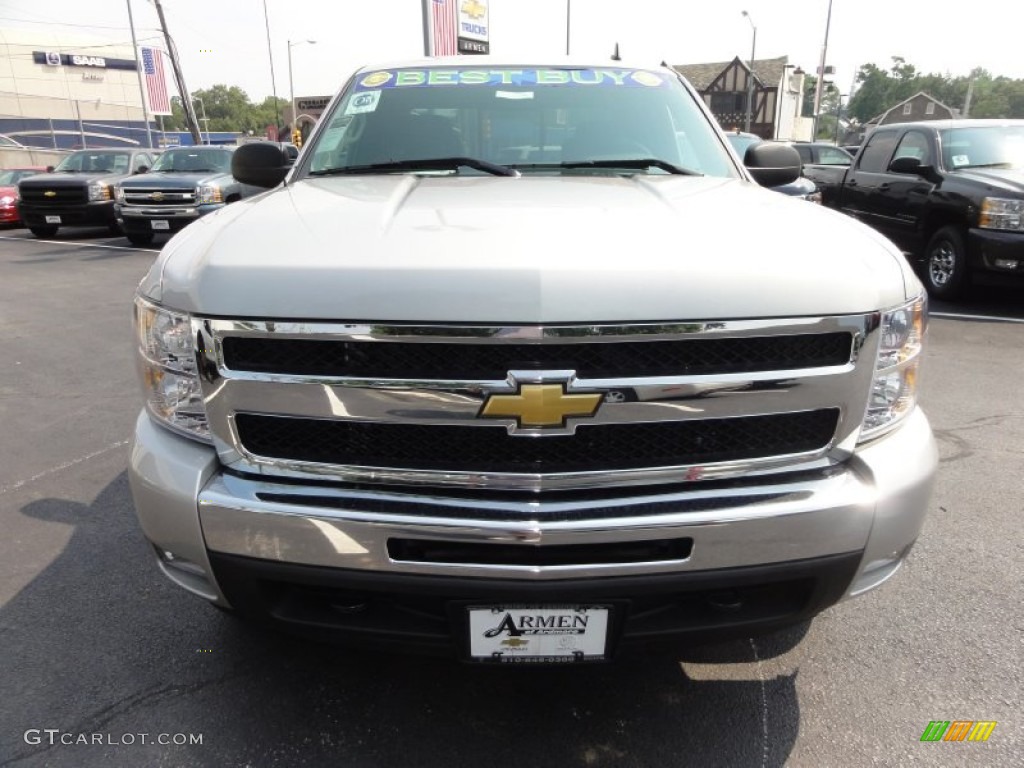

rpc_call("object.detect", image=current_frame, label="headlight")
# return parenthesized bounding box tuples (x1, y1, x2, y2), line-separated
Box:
(859, 295, 927, 442)
(979, 197, 1024, 231)
(134, 296, 210, 442)
(114, 185, 125, 202)
(196, 185, 223, 204)
(88, 182, 112, 202)
(0, 195, 14, 205)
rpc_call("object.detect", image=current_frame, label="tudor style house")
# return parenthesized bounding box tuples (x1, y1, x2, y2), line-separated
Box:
(673, 56, 812, 141)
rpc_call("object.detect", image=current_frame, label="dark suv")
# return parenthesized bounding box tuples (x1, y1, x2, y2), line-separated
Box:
(17, 148, 156, 238)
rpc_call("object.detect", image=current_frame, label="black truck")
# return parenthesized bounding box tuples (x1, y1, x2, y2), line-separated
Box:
(803, 120, 1024, 299)
(17, 148, 157, 238)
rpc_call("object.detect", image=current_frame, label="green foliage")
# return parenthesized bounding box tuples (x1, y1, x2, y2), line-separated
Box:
(846, 58, 1024, 121)
(153, 88, 291, 135)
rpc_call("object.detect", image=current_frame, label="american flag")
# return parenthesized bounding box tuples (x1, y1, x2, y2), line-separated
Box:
(141, 47, 171, 115)
(429, 0, 457, 56)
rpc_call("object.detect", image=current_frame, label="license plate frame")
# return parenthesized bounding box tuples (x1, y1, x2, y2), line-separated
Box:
(465, 604, 611, 664)
(151, 219, 170, 230)
(45, 215, 61, 224)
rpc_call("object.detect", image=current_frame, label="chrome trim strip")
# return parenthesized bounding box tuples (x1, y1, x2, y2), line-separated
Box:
(198, 469, 874, 578)
(194, 315, 879, 491)
(206, 315, 872, 344)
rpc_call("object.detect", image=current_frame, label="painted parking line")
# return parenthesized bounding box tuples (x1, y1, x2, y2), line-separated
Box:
(0, 234, 158, 253)
(931, 311, 1024, 324)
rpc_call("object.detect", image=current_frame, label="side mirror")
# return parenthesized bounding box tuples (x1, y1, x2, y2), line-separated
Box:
(46, 165, 54, 173)
(136, 165, 149, 174)
(744, 143, 802, 188)
(889, 156, 922, 174)
(232, 143, 290, 188)
(889, 156, 941, 183)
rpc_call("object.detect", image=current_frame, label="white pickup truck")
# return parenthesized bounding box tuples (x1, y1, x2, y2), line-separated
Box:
(129, 58, 936, 664)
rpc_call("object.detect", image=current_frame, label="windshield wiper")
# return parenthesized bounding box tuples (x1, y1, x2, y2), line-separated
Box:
(514, 159, 702, 176)
(310, 157, 519, 177)
(960, 162, 1014, 170)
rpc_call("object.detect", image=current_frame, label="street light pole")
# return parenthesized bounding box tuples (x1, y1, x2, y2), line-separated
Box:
(742, 11, 757, 134)
(566, 0, 571, 56)
(288, 39, 316, 143)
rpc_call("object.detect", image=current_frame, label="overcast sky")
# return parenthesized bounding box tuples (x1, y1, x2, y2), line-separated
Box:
(4, 0, 1024, 104)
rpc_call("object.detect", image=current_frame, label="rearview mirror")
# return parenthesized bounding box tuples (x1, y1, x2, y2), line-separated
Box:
(744, 143, 802, 188)
(232, 143, 290, 188)
(136, 165, 149, 174)
(46, 165, 54, 173)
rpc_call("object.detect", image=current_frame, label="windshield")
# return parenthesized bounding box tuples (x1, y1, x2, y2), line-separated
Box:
(306, 66, 736, 178)
(54, 152, 132, 174)
(0, 169, 38, 185)
(151, 148, 232, 173)
(941, 125, 1024, 170)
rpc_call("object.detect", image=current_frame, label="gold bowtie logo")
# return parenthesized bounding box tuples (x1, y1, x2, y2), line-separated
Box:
(44, 190, 56, 197)
(151, 191, 164, 201)
(462, 0, 486, 20)
(480, 384, 602, 428)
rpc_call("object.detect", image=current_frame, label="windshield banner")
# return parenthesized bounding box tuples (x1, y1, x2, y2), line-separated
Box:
(354, 68, 666, 91)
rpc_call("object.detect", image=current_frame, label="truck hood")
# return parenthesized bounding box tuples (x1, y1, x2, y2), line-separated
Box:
(121, 171, 230, 188)
(146, 174, 915, 322)
(951, 167, 1024, 195)
(20, 171, 130, 187)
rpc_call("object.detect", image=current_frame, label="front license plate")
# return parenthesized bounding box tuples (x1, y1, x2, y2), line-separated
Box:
(45, 215, 61, 224)
(467, 605, 610, 664)
(151, 219, 170, 230)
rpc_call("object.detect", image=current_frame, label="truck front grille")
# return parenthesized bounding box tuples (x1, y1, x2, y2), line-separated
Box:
(197, 317, 877, 492)
(222, 333, 853, 380)
(122, 187, 196, 206)
(235, 410, 840, 474)
(20, 186, 87, 205)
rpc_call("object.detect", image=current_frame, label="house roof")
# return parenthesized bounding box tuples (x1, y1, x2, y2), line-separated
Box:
(869, 91, 958, 124)
(672, 56, 790, 91)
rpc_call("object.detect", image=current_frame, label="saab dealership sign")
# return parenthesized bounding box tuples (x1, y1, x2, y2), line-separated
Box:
(458, 0, 489, 54)
(35, 51, 139, 71)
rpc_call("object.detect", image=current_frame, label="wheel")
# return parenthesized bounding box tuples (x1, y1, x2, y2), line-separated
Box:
(29, 225, 58, 238)
(108, 221, 122, 235)
(126, 231, 154, 246)
(922, 226, 969, 299)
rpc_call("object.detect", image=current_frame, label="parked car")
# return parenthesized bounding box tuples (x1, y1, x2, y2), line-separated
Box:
(0, 167, 48, 226)
(114, 145, 263, 246)
(806, 119, 1024, 298)
(17, 148, 156, 238)
(126, 58, 935, 663)
(726, 132, 821, 202)
(791, 142, 855, 168)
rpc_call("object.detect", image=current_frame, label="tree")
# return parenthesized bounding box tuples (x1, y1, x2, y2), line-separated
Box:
(148, 87, 291, 136)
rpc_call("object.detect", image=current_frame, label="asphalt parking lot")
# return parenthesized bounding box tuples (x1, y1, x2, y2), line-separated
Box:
(0, 227, 1021, 767)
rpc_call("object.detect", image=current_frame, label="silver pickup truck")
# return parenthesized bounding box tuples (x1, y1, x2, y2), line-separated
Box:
(129, 58, 936, 664)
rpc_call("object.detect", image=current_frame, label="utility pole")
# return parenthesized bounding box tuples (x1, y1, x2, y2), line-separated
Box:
(566, 0, 571, 56)
(963, 77, 975, 118)
(152, 0, 201, 144)
(126, 0, 154, 148)
(811, 0, 834, 140)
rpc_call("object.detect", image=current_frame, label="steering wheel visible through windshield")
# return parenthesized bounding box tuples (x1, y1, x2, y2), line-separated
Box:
(305, 66, 737, 179)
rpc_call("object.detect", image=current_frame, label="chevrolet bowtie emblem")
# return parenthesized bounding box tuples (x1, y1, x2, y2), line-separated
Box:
(44, 190, 56, 197)
(151, 191, 164, 201)
(480, 384, 602, 428)
(462, 0, 486, 20)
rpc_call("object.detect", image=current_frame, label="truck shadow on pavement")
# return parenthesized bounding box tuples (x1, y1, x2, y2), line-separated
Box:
(2, 473, 805, 768)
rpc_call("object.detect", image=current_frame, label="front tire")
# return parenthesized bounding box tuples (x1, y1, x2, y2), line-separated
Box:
(923, 226, 969, 300)
(126, 231, 154, 246)
(29, 225, 58, 238)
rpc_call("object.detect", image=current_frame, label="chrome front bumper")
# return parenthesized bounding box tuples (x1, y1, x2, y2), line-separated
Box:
(128, 408, 937, 606)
